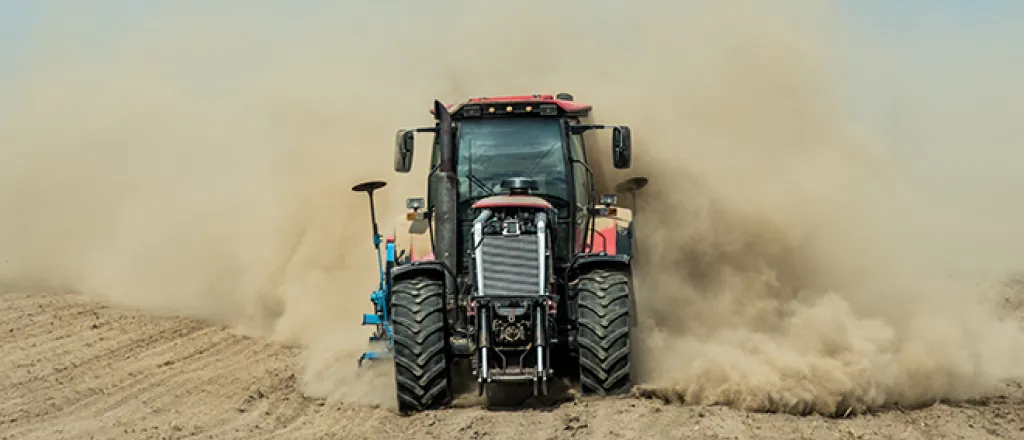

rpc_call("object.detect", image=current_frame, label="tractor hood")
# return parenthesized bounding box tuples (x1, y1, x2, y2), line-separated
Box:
(471, 194, 553, 210)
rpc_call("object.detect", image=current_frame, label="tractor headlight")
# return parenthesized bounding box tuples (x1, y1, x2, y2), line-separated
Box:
(538, 104, 558, 116)
(406, 197, 425, 210)
(599, 193, 618, 206)
(462, 105, 482, 117)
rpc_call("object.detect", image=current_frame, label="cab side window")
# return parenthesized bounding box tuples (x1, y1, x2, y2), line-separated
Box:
(568, 128, 591, 208)
(427, 134, 441, 209)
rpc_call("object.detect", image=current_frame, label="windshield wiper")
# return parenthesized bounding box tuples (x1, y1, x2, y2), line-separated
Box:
(523, 142, 562, 176)
(465, 138, 494, 198)
(467, 173, 495, 197)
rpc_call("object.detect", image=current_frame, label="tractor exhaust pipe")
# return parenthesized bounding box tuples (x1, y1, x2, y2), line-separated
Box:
(431, 99, 458, 275)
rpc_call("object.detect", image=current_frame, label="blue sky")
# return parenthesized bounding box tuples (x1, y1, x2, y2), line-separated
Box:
(1, 1, 1018, 55)
(0, 0, 1020, 111)
(1, 1, 1019, 75)
(0, 1, 36, 74)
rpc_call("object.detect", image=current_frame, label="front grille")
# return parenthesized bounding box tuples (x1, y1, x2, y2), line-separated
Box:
(479, 234, 541, 296)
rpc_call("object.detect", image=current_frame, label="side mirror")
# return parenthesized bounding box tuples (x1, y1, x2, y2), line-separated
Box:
(394, 129, 415, 173)
(611, 126, 632, 169)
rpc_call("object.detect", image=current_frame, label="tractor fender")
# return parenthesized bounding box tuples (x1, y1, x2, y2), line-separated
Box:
(390, 260, 456, 293)
(569, 253, 631, 279)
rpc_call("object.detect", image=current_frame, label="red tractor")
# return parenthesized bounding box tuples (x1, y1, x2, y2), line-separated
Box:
(352, 93, 648, 413)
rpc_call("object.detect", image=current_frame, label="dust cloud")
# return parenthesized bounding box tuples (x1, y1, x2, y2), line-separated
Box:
(609, 3, 1024, 416)
(1, 0, 1022, 416)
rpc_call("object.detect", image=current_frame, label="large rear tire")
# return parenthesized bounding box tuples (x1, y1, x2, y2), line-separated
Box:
(391, 276, 452, 414)
(575, 268, 633, 396)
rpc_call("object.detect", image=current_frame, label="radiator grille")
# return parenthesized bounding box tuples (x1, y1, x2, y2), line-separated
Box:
(479, 234, 541, 296)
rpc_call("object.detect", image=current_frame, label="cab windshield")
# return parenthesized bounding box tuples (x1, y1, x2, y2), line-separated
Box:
(455, 118, 568, 203)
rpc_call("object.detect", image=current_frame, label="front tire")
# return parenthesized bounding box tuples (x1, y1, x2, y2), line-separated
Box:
(391, 276, 452, 414)
(575, 268, 633, 396)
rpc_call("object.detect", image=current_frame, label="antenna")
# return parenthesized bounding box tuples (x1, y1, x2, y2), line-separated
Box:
(351, 180, 388, 248)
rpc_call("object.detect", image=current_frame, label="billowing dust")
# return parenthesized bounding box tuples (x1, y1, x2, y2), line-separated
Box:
(1, 0, 1022, 416)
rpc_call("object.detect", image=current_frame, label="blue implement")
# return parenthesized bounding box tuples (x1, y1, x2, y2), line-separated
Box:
(357, 233, 396, 367)
(350, 180, 396, 369)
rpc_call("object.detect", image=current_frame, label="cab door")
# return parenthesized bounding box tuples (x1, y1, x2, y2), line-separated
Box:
(567, 122, 592, 252)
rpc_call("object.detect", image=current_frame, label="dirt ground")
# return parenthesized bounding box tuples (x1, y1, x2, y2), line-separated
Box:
(0, 291, 1020, 440)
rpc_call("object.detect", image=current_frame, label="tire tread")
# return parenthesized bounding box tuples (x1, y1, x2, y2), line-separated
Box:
(576, 268, 633, 396)
(391, 276, 451, 414)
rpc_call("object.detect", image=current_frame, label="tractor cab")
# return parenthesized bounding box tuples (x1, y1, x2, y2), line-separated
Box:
(440, 115, 569, 214)
(394, 93, 633, 269)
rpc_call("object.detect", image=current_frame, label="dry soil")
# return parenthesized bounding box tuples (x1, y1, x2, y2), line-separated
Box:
(1, 289, 1022, 440)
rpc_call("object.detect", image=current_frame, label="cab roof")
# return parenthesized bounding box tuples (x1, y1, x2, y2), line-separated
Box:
(430, 94, 592, 119)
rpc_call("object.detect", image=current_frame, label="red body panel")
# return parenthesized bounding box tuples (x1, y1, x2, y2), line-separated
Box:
(431, 94, 592, 116)
(584, 225, 618, 255)
(466, 95, 592, 114)
(408, 240, 434, 261)
(472, 194, 553, 210)
(412, 252, 435, 262)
